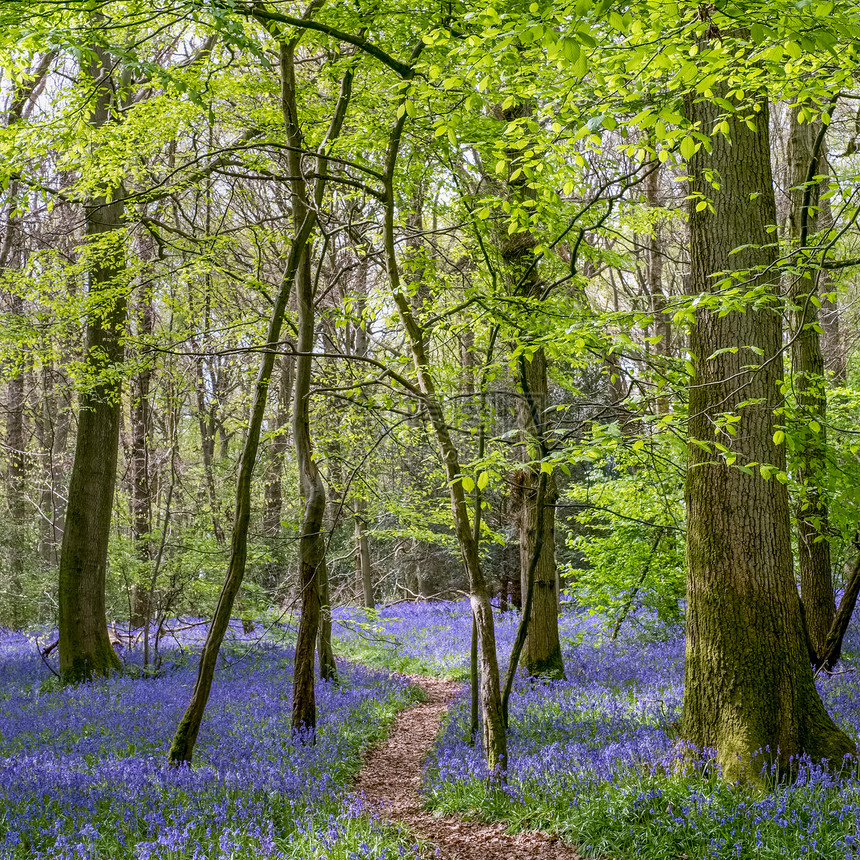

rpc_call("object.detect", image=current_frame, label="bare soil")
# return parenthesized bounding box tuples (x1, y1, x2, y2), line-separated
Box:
(354, 675, 582, 860)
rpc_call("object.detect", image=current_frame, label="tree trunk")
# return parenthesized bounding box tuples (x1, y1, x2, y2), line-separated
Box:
(168, 25, 354, 758)
(194, 355, 226, 546)
(263, 354, 294, 536)
(58, 44, 126, 683)
(5, 347, 27, 628)
(513, 359, 564, 679)
(168, 203, 318, 764)
(354, 500, 375, 609)
(681, 87, 854, 780)
(500, 101, 564, 682)
(786, 109, 835, 664)
(129, 288, 154, 627)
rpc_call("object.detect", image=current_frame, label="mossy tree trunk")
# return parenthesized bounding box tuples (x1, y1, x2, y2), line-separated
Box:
(512, 354, 564, 679)
(682, 84, 855, 781)
(501, 100, 564, 682)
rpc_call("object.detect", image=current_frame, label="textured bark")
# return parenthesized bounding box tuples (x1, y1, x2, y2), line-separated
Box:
(58, 44, 126, 683)
(129, 288, 154, 627)
(786, 109, 835, 665)
(682, 88, 854, 780)
(501, 100, 564, 682)
(513, 358, 564, 679)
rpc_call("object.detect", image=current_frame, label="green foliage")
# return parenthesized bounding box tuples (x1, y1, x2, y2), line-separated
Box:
(562, 448, 685, 632)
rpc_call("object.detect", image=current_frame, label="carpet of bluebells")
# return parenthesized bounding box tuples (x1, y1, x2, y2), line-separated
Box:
(334, 601, 860, 860)
(0, 623, 423, 860)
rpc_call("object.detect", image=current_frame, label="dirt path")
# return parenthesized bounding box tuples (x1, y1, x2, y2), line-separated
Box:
(354, 675, 582, 860)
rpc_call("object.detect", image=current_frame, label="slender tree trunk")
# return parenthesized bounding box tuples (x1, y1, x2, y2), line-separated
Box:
(277, 33, 338, 729)
(681, 86, 854, 780)
(787, 109, 835, 664)
(168, 203, 318, 764)
(35, 363, 70, 568)
(819, 548, 860, 669)
(354, 500, 375, 609)
(384, 101, 507, 775)
(263, 354, 294, 536)
(129, 288, 154, 627)
(194, 355, 226, 546)
(5, 339, 27, 628)
(169, 24, 354, 760)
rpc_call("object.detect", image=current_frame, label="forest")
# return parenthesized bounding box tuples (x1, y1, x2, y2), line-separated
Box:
(1, 0, 860, 857)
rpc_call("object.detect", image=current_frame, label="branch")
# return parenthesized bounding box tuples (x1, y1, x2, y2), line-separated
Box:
(201, 0, 415, 78)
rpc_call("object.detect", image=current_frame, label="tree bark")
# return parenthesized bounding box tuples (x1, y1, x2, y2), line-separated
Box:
(513, 356, 564, 679)
(681, 86, 854, 780)
(786, 109, 835, 664)
(501, 99, 564, 682)
(58, 43, 126, 683)
(129, 282, 154, 627)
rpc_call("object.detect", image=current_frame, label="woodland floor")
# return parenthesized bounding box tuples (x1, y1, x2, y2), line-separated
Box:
(353, 675, 583, 860)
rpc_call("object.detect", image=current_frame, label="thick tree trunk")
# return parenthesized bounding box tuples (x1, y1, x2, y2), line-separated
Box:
(787, 110, 835, 664)
(58, 44, 126, 683)
(682, 87, 854, 780)
(58, 198, 126, 682)
(501, 99, 564, 682)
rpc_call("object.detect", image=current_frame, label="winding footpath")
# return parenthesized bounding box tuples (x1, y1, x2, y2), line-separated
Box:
(353, 676, 582, 860)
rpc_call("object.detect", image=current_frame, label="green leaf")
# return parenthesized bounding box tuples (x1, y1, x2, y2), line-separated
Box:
(772, 430, 785, 445)
(477, 471, 489, 491)
(460, 475, 475, 492)
(679, 136, 696, 161)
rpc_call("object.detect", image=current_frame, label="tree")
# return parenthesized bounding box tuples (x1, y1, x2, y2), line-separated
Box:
(58, 38, 127, 683)
(681, 76, 855, 780)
